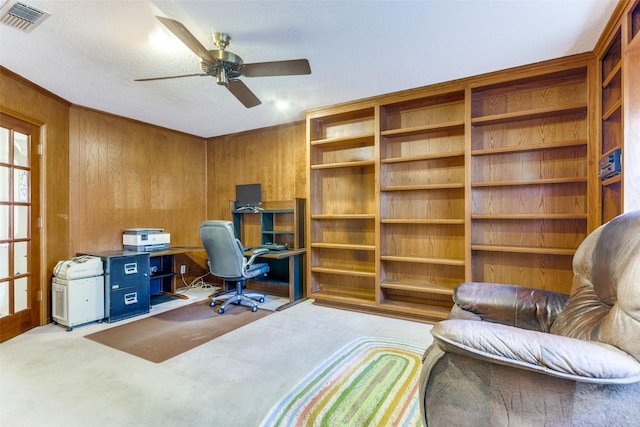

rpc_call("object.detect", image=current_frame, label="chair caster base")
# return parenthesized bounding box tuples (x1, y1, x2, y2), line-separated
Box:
(210, 292, 264, 314)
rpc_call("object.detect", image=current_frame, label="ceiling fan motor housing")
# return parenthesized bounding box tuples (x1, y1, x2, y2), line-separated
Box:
(199, 49, 244, 85)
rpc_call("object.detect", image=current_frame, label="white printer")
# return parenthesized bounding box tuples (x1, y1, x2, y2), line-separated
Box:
(122, 228, 170, 252)
(52, 255, 105, 331)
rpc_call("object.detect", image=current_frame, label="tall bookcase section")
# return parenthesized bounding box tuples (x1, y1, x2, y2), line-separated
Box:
(470, 68, 590, 294)
(627, 1, 640, 213)
(634, 1, 640, 39)
(596, 0, 640, 221)
(307, 106, 378, 306)
(378, 91, 466, 318)
(600, 29, 624, 222)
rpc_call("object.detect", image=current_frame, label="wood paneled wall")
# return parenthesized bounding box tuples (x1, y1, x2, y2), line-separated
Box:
(1, 67, 305, 324)
(68, 106, 207, 255)
(206, 121, 306, 221)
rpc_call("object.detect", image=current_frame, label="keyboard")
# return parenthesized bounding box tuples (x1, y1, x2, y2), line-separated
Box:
(256, 243, 289, 251)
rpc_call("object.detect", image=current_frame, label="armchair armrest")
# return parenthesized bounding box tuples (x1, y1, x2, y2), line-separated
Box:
(454, 282, 570, 332)
(432, 319, 640, 385)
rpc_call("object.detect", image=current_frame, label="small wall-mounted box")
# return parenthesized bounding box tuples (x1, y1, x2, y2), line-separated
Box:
(123, 228, 170, 252)
(599, 148, 622, 179)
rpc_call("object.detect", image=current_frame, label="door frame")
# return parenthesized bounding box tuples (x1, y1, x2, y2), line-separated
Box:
(0, 110, 45, 341)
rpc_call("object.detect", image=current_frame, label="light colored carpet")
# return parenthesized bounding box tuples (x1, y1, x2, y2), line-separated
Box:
(0, 288, 433, 427)
(260, 337, 426, 427)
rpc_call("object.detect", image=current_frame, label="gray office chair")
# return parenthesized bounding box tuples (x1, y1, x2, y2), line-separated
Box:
(200, 220, 269, 313)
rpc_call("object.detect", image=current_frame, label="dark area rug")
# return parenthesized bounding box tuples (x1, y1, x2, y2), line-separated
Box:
(84, 300, 272, 363)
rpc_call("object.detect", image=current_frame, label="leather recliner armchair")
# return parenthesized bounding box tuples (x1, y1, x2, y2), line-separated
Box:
(419, 210, 640, 426)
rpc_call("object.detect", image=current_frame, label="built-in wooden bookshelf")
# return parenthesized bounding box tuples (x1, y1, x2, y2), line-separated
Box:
(600, 29, 624, 222)
(634, 1, 640, 39)
(627, 2, 640, 214)
(595, 0, 640, 221)
(306, 55, 597, 320)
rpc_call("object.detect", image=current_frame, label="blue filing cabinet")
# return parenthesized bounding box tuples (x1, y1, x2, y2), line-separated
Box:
(80, 250, 150, 322)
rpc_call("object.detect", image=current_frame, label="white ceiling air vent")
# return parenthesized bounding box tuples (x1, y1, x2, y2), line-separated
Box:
(0, 1, 50, 32)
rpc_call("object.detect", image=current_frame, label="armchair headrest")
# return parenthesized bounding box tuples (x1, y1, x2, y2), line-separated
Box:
(592, 211, 640, 305)
(595, 211, 640, 360)
(551, 210, 640, 361)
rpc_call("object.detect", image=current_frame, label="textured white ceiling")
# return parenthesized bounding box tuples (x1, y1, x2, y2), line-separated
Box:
(0, 0, 618, 138)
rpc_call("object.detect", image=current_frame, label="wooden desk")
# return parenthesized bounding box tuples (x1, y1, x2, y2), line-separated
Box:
(159, 246, 306, 308)
(149, 246, 206, 295)
(244, 248, 306, 309)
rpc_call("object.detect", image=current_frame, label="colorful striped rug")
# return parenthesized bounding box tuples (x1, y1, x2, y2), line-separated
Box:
(260, 337, 426, 427)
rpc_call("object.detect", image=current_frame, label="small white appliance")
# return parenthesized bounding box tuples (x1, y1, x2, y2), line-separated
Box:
(53, 255, 103, 280)
(52, 256, 104, 331)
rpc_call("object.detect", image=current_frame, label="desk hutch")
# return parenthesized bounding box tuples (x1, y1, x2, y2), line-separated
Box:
(232, 199, 306, 305)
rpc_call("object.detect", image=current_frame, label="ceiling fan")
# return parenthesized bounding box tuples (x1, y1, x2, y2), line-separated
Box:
(135, 16, 311, 108)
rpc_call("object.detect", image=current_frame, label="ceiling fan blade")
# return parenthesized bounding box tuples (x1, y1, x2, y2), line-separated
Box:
(156, 16, 218, 65)
(241, 59, 311, 77)
(227, 79, 261, 108)
(135, 73, 205, 82)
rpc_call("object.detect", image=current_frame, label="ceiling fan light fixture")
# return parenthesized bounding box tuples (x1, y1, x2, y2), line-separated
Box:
(217, 67, 228, 86)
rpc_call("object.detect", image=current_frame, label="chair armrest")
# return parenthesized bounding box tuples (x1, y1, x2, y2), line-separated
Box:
(431, 319, 640, 385)
(246, 248, 268, 266)
(454, 282, 570, 332)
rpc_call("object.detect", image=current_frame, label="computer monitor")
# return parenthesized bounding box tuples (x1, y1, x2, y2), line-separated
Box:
(235, 183, 262, 211)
